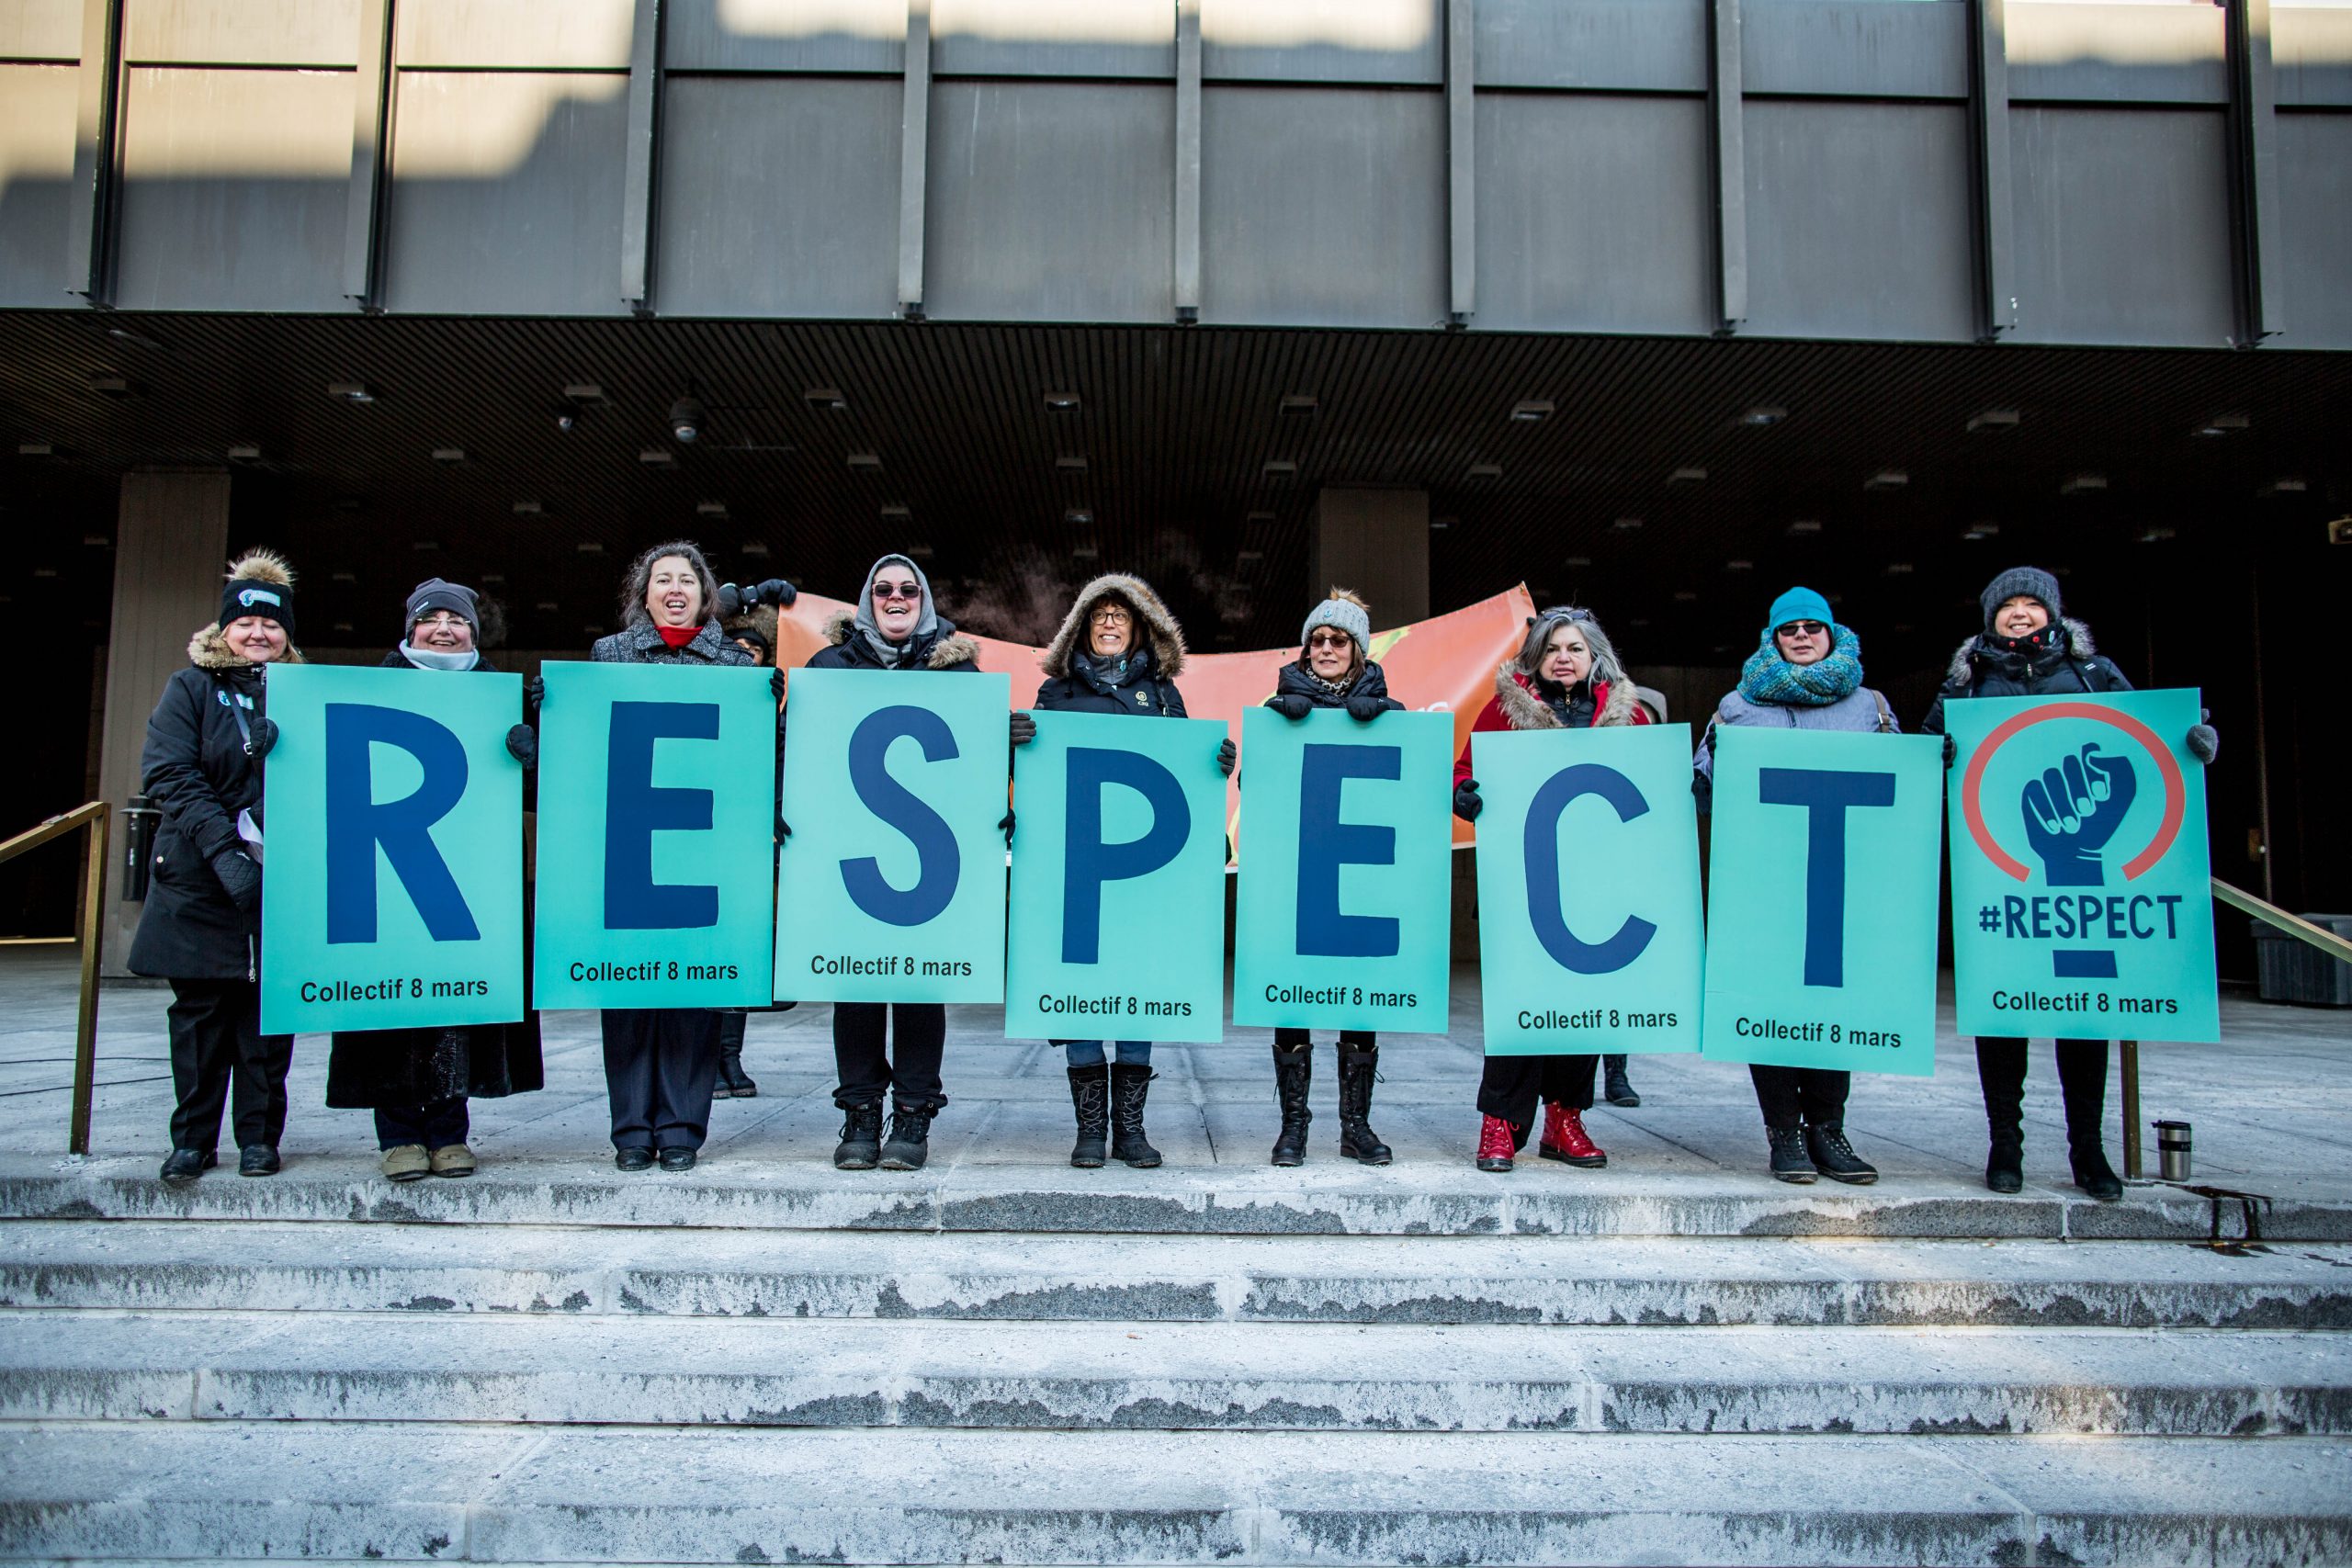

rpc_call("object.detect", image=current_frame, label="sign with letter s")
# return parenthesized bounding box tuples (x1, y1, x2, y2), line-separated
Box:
(1946, 689, 2218, 1042)
(1473, 724, 1702, 1056)
(259, 664, 524, 1034)
(1231, 705, 1453, 1032)
(1701, 727, 1943, 1075)
(532, 661, 777, 1008)
(775, 666, 1012, 1002)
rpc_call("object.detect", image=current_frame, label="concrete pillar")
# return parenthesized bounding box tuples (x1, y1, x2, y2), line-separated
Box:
(96, 470, 230, 975)
(1307, 487, 1429, 630)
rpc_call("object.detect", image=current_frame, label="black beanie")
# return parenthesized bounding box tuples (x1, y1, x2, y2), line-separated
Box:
(1980, 566, 2060, 630)
(220, 576, 294, 636)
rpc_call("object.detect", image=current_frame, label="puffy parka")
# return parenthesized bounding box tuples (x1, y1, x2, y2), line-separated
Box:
(1453, 663, 1648, 786)
(1921, 617, 2132, 735)
(1033, 574, 1191, 717)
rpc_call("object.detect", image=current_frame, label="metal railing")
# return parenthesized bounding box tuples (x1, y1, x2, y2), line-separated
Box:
(0, 803, 109, 1155)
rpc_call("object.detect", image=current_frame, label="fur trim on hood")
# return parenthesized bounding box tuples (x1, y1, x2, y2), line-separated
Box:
(188, 550, 303, 670)
(1944, 616, 2097, 686)
(1491, 660, 1636, 730)
(821, 607, 979, 671)
(723, 603, 778, 652)
(1039, 574, 1187, 681)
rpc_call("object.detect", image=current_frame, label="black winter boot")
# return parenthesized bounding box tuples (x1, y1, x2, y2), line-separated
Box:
(1067, 1064, 1110, 1169)
(1270, 1045, 1313, 1168)
(1109, 1064, 1162, 1168)
(2056, 1040, 2123, 1201)
(833, 1103, 884, 1170)
(715, 1012, 758, 1099)
(1603, 1055, 1641, 1107)
(1766, 1124, 1815, 1183)
(879, 1103, 936, 1171)
(1336, 1046, 1392, 1165)
(1804, 1122, 1878, 1184)
(1977, 1038, 2028, 1194)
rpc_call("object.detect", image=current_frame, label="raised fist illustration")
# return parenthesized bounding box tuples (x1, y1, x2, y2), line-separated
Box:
(2019, 742, 2137, 886)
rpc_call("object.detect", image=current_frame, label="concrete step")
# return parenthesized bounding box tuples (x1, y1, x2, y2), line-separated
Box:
(6, 1221, 2351, 1329)
(5, 1423, 2348, 1564)
(6, 1311, 2347, 1436)
(6, 1155, 2341, 1240)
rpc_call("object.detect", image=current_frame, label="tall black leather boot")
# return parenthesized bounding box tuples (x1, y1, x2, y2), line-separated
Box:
(715, 1010, 757, 1099)
(1109, 1064, 1162, 1168)
(1067, 1064, 1109, 1169)
(1270, 1045, 1312, 1168)
(1976, 1037, 2028, 1193)
(1336, 1045, 1392, 1165)
(2056, 1039, 2123, 1201)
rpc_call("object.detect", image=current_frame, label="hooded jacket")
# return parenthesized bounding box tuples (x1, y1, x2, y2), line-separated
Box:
(1921, 617, 2131, 736)
(806, 608, 980, 673)
(128, 552, 303, 981)
(1033, 573, 1190, 717)
(1453, 661, 1647, 787)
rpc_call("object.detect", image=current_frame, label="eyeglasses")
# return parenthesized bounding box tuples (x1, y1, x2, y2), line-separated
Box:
(1306, 630, 1353, 650)
(413, 613, 468, 630)
(1776, 620, 1828, 637)
(872, 581, 922, 603)
(1090, 607, 1131, 626)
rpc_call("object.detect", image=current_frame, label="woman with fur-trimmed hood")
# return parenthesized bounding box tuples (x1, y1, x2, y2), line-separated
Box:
(130, 550, 303, 1186)
(1924, 566, 2217, 1204)
(1015, 574, 1236, 1170)
(1450, 605, 1650, 1177)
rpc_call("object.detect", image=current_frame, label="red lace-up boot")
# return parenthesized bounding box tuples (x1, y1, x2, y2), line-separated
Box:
(1538, 1101, 1608, 1168)
(1476, 1114, 1518, 1173)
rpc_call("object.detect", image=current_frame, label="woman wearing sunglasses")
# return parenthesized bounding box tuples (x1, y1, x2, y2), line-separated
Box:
(803, 554, 981, 1171)
(1693, 586, 1895, 1186)
(1261, 588, 1405, 1167)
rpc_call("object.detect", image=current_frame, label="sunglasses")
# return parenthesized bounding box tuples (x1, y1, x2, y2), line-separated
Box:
(1776, 620, 1829, 637)
(1306, 630, 1354, 650)
(872, 581, 922, 603)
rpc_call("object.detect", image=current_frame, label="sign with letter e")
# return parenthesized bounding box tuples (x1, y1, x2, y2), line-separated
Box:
(259, 664, 523, 1034)
(1231, 706, 1453, 1032)
(1701, 728, 1942, 1076)
(775, 666, 1012, 1003)
(1474, 724, 1702, 1056)
(532, 661, 776, 1008)
(1005, 712, 1230, 1043)
(1947, 689, 2218, 1042)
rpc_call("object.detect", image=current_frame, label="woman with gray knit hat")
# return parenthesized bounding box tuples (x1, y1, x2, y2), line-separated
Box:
(320, 579, 545, 1183)
(1262, 588, 1404, 1167)
(1694, 586, 1896, 1186)
(1925, 565, 2217, 1201)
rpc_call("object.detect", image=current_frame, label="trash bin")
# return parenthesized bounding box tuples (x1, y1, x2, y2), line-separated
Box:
(2251, 915, 2352, 1007)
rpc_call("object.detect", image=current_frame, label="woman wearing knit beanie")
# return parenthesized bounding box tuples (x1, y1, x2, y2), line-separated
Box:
(1693, 586, 1896, 1186)
(1924, 566, 2218, 1201)
(1262, 588, 1405, 1167)
(1453, 604, 1650, 1175)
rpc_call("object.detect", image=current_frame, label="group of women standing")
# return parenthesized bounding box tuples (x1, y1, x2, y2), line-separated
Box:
(130, 547, 2210, 1205)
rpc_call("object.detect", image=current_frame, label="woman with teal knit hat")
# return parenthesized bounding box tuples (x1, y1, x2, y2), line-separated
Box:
(1694, 585, 1898, 1185)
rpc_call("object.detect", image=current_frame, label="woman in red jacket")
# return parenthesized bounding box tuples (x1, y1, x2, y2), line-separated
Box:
(1451, 606, 1650, 1174)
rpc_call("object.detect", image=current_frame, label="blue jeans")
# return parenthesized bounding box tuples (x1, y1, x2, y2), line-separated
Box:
(1062, 1040, 1151, 1067)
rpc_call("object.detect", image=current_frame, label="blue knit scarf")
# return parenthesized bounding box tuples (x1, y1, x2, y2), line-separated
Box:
(1738, 623, 1863, 707)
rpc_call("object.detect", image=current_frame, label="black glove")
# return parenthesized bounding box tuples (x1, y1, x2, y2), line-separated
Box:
(209, 848, 260, 915)
(1941, 734, 1958, 769)
(504, 724, 537, 769)
(1216, 738, 1237, 776)
(775, 808, 791, 842)
(243, 716, 277, 760)
(2187, 711, 2219, 763)
(1453, 779, 1483, 823)
(770, 667, 788, 702)
(1010, 711, 1037, 747)
(716, 582, 747, 619)
(526, 674, 545, 711)
(1344, 692, 1386, 722)
(1269, 693, 1313, 721)
(756, 578, 797, 608)
(998, 807, 1016, 846)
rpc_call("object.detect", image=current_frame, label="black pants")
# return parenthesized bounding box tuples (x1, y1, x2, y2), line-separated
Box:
(1976, 1036, 2109, 1130)
(1476, 1053, 1597, 1145)
(375, 1096, 468, 1151)
(1273, 1028, 1374, 1052)
(165, 978, 292, 1153)
(601, 1008, 718, 1152)
(833, 1002, 946, 1111)
(1749, 1066, 1850, 1131)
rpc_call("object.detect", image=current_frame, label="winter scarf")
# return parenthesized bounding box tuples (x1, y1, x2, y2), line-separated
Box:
(1071, 643, 1153, 698)
(851, 554, 939, 669)
(1302, 665, 1360, 702)
(1983, 620, 2069, 665)
(398, 641, 480, 672)
(1738, 623, 1864, 708)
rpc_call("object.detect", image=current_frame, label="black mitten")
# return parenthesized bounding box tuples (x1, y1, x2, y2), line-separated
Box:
(770, 667, 788, 702)
(1344, 691, 1385, 722)
(1268, 693, 1313, 721)
(998, 807, 1016, 846)
(757, 578, 797, 608)
(209, 849, 260, 915)
(526, 674, 545, 711)
(1453, 780, 1483, 823)
(244, 716, 277, 759)
(505, 724, 537, 769)
(1941, 733, 1958, 768)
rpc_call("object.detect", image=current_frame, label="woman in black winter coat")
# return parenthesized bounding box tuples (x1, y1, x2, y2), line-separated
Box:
(1014, 574, 1236, 1170)
(801, 552, 980, 1173)
(1925, 566, 2218, 1201)
(129, 551, 301, 1185)
(1262, 588, 1404, 1168)
(323, 579, 545, 1183)
(584, 542, 753, 1174)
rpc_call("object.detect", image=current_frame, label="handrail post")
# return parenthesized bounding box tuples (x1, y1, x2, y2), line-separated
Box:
(2119, 1039, 2141, 1181)
(71, 804, 109, 1156)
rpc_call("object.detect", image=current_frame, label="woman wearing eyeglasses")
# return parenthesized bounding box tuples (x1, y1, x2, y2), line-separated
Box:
(803, 553, 980, 1171)
(1017, 575, 1237, 1169)
(1693, 586, 1894, 1186)
(1452, 605, 1651, 1175)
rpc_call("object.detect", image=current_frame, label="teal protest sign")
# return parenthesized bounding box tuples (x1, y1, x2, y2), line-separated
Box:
(258, 663, 524, 1035)
(1946, 688, 2218, 1042)
(531, 661, 776, 1009)
(1701, 727, 1943, 1076)
(1231, 706, 1453, 1032)
(1005, 712, 1230, 1043)
(1473, 724, 1702, 1057)
(775, 666, 1012, 1002)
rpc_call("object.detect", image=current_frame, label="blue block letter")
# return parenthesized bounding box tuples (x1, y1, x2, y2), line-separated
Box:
(1062, 747, 1189, 964)
(1758, 766, 1896, 987)
(1296, 743, 1400, 958)
(842, 705, 961, 928)
(1523, 763, 1657, 975)
(325, 702, 478, 943)
(605, 701, 718, 930)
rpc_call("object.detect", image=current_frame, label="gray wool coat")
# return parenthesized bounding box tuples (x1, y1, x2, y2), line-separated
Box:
(1692, 684, 1898, 788)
